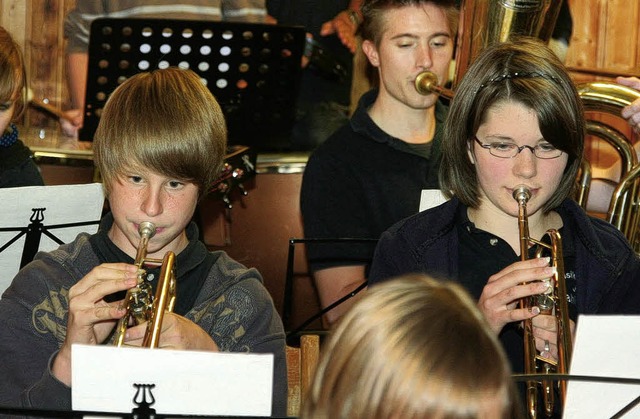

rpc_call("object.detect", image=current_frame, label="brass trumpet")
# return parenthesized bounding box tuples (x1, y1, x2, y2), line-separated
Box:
(513, 185, 573, 418)
(414, 71, 454, 99)
(113, 221, 177, 348)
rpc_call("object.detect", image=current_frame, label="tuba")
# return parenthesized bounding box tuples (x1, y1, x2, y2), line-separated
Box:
(576, 82, 640, 251)
(415, 0, 563, 95)
(514, 186, 573, 418)
(113, 221, 177, 348)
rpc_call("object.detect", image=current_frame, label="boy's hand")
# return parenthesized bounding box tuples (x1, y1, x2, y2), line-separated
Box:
(52, 263, 138, 385)
(124, 313, 219, 352)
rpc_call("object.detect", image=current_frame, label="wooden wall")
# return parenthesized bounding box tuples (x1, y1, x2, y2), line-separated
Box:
(565, 0, 640, 166)
(1, 0, 76, 128)
(566, 0, 640, 81)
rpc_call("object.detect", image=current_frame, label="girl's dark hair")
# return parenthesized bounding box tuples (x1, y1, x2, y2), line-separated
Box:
(440, 37, 585, 212)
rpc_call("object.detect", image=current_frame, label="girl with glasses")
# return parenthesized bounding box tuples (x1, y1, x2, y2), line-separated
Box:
(368, 37, 640, 396)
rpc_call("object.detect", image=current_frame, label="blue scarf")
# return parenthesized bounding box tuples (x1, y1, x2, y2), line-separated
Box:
(0, 123, 18, 148)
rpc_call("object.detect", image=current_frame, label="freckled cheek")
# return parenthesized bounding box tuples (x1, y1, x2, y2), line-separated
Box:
(548, 161, 568, 185)
(535, 155, 567, 178)
(475, 156, 509, 179)
(162, 197, 182, 211)
(165, 194, 198, 212)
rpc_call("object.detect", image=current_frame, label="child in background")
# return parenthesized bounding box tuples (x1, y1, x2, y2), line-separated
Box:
(0, 26, 44, 187)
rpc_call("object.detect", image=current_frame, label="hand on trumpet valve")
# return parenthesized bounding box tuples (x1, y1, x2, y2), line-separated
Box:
(51, 262, 140, 386)
(533, 316, 559, 363)
(123, 312, 220, 351)
(540, 277, 553, 295)
(533, 315, 577, 364)
(477, 257, 555, 335)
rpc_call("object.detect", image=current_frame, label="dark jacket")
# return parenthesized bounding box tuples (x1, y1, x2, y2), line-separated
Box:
(369, 197, 640, 314)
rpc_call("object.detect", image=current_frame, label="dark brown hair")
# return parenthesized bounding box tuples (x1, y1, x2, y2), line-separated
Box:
(440, 37, 585, 212)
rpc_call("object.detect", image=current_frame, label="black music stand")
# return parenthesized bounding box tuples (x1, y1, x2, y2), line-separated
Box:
(0, 183, 104, 295)
(80, 18, 305, 151)
(283, 237, 377, 344)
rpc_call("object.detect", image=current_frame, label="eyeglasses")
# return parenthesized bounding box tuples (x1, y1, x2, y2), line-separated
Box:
(473, 137, 563, 159)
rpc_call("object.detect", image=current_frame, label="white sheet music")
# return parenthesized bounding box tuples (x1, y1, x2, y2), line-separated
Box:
(419, 189, 448, 212)
(564, 315, 640, 418)
(0, 183, 104, 296)
(72, 344, 274, 417)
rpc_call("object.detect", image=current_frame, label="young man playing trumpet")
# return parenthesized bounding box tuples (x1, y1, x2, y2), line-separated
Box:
(300, 0, 459, 325)
(0, 67, 287, 416)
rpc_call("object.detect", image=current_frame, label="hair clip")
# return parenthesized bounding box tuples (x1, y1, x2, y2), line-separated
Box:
(474, 71, 562, 94)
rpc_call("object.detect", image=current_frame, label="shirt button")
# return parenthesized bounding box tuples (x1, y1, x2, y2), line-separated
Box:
(489, 238, 498, 246)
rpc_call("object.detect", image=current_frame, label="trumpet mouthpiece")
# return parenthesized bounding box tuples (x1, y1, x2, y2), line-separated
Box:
(415, 71, 440, 95)
(138, 221, 157, 239)
(415, 71, 454, 99)
(512, 185, 531, 202)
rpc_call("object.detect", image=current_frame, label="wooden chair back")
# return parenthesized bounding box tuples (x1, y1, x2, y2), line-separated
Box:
(286, 334, 320, 417)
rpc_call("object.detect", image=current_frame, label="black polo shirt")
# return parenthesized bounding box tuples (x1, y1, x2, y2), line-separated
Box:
(300, 90, 449, 273)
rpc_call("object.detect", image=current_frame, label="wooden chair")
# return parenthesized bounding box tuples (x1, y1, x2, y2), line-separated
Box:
(286, 334, 320, 417)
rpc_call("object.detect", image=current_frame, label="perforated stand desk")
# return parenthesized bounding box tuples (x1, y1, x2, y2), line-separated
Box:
(80, 18, 305, 151)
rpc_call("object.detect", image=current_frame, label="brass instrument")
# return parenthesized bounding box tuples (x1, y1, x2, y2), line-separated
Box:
(608, 163, 640, 252)
(415, 0, 562, 100)
(575, 159, 592, 209)
(514, 185, 573, 418)
(414, 71, 454, 99)
(454, 0, 562, 88)
(114, 221, 177, 348)
(577, 83, 640, 252)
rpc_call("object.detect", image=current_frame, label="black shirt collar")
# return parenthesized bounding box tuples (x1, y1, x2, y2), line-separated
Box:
(89, 212, 208, 276)
(350, 88, 448, 158)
